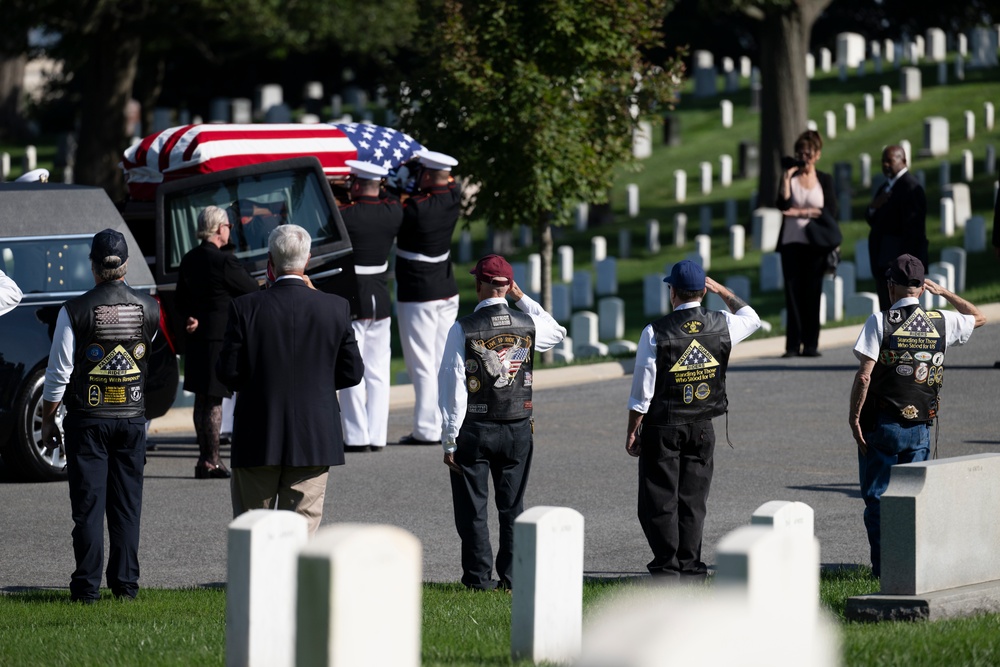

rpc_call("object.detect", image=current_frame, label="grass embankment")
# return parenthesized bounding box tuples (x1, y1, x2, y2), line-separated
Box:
(3, 572, 1000, 666)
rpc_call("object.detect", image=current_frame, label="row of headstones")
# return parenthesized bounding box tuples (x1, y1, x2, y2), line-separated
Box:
(225, 500, 832, 667)
(0, 146, 75, 184)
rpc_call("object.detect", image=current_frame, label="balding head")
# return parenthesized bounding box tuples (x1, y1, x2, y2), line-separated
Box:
(881, 145, 907, 178)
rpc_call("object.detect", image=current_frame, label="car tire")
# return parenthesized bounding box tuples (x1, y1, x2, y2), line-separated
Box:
(1, 368, 68, 482)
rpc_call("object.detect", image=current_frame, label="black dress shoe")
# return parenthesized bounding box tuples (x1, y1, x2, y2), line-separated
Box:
(398, 434, 440, 445)
(802, 349, 822, 357)
(781, 350, 800, 358)
(194, 462, 231, 479)
(343, 444, 371, 453)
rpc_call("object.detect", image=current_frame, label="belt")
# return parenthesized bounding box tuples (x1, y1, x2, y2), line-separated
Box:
(354, 262, 389, 275)
(396, 249, 450, 263)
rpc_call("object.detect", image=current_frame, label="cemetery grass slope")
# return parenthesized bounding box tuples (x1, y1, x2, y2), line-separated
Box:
(4, 576, 1000, 665)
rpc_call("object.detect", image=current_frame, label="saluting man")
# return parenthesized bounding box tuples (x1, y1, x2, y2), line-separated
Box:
(395, 149, 462, 445)
(338, 160, 404, 453)
(439, 255, 566, 590)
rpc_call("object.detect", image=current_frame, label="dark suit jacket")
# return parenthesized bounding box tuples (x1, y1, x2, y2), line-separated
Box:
(217, 278, 364, 468)
(865, 170, 928, 274)
(176, 241, 260, 341)
(774, 170, 838, 251)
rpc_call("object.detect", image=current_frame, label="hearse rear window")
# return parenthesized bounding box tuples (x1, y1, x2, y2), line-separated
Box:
(0, 235, 94, 295)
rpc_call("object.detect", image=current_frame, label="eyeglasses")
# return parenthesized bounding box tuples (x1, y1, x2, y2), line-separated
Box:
(795, 151, 814, 159)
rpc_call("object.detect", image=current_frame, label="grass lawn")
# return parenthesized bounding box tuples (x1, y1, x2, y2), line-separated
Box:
(3, 572, 1000, 666)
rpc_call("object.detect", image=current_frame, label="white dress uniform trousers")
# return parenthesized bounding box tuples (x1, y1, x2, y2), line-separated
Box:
(339, 315, 393, 448)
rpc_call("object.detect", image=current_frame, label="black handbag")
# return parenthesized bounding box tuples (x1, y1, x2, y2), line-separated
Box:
(804, 214, 843, 249)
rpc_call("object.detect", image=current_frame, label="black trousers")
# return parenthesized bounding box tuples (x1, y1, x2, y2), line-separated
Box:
(64, 414, 147, 600)
(637, 420, 715, 576)
(779, 243, 828, 354)
(449, 417, 533, 590)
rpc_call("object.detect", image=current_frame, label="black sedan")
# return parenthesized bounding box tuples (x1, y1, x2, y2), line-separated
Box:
(0, 183, 179, 482)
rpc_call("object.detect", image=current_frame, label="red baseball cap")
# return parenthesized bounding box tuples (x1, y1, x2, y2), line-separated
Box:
(470, 254, 513, 286)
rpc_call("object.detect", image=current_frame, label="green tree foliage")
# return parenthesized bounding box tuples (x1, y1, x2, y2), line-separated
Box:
(396, 0, 683, 315)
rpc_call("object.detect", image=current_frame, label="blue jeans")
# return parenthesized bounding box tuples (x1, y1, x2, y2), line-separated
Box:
(858, 414, 930, 577)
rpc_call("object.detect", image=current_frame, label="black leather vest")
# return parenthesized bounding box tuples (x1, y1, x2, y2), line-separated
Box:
(645, 307, 731, 425)
(62, 280, 160, 419)
(866, 303, 947, 422)
(461, 303, 535, 421)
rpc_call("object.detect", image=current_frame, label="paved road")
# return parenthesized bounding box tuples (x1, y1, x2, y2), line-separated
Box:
(3, 310, 999, 591)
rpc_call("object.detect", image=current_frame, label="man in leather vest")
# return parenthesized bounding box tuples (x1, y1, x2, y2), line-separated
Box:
(626, 260, 761, 580)
(396, 150, 462, 445)
(849, 254, 984, 577)
(438, 254, 566, 590)
(41, 228, 160, 602)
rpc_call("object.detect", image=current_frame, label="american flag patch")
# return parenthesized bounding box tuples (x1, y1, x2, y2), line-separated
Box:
(894, 309, 940, 338)
(669, 339, 720, 372)
(94, 304, 144, 340)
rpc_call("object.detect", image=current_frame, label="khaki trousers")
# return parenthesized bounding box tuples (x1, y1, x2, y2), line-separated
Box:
(231, 465, 329, 536)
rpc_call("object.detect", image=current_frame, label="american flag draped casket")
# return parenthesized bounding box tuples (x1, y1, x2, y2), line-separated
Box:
(120, 122, 425, 201)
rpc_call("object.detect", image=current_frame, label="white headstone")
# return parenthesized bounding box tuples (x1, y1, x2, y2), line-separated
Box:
(845, 292, 879, 317)
(627, 183, 640, 218)
(633, 120, 653, 159)
(985, 102, 995, 131)
(526, 253, 542, 294)
(646, 220, 660, 254)
(673, 212, 687, 247)
(596, 258, 618, 296)
(926, 28, 946, 61)
(819, 47, 832, 72)
(884, 39, 895, 63)
(859, 152, 872, 188)
(0, 152, 9, 180)
(844, 103, 856, 131)
(943, 183, 972, 227)
(720, 100, 733, 129)
(23, 145, 36, 171)
(836, 260, 856, 297)
(725, 198, 737, 227)
(598, 297, 625, 340)
(750, 207, 783, 252)
(824, 110, 837, 139)
(750, 500, 815, 536)
(674, 169, 687, 203)
(231, 98, 253, 124)
(730, 225, 746, 260)
(855, 238, 872, 279)
(962, 149, 974, 182)
(558, 245, 574, 283)
(805, 53, 815, 79)
(837, 32, 866, 68)
(863, 93, 875, 121)
(618, 229, 630, 259)
(692, 50, 717, 97)
(962, 110, 976, 141)
(591, 235, 607, 263)
(900, 67, 922, 101)
(227, 510, 309, 667)
(700, 161, 713, 195)
(575, 203, 589, 231)
(694, 234, 711, 270)
(940, 247, 967, 292)
(740, 56, 752, 78)
(552, 337, 574, 364)
(965, 215, 987, 252)
(880, 85, 892, 112)
(571, 311, 599, 351)
(900, 139, 912, 167)
(643, 274, 669, 317)
(299, 114, 321, 124)
(923, 271, 949, 310)
(719, 154, 733, 187)
(940, 197, 956, 237)
(551, 284, 571, 323)
(957, 33, 968, 56)
(760, 252, 783, 292)
(822, 275, 844, 322)
(295, 524, 421, 667)
(923, 117, 949, 157)
(571, 271, 593, 309)
(510, 507, 584, 665)
(254, 84, 283, 116)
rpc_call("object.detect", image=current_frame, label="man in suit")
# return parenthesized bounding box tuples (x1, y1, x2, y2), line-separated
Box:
(218, 224, 364, 536)
(866, 145, 928, 310)
(395, 150, 462, 445)
(338, 160, 404, 453)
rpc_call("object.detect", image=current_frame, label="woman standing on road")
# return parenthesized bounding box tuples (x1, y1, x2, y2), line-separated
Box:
(775, 129, 839, 357)
(177, 206, 259, 478)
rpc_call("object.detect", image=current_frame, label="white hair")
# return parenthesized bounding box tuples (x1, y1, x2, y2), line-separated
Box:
(268, 224, 311, 273)
(197, 206, 229, 240)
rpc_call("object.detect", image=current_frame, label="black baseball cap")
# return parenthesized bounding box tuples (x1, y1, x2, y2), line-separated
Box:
(885, 254, 924, 287)
(90, 228, 129, 268)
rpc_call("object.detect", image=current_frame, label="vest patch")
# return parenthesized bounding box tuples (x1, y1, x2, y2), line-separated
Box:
(470, 334, 532, 388)
(468, 404, 488, 414)
(94, 303, 145, 341)
(490, 314, 512, 327)
(669, 339, 721, 383)
(681, 320, 703, 334)
(89, 345, 141, 380)
(891, 308, 941, 348)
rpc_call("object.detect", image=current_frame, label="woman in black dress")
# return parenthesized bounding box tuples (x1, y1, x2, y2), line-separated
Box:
(177, 206, 259, 478)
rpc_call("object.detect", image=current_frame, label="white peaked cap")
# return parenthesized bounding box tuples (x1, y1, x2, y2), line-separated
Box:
(15, 168, 49, 183)
(415, 149, 458, 171)
(345, 159, 389, 179)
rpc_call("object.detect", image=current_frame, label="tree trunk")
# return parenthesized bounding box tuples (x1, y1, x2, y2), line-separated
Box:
(74, 31, 142, 199)
(757, 9, 810, 208)
(537, 216, 554, 364)
(0, 35, 29, 142)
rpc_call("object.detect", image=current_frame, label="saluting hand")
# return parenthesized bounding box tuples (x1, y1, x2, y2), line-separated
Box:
(508, 281, 524, 303)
